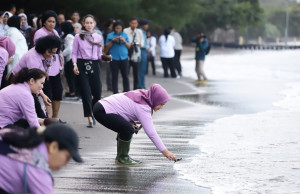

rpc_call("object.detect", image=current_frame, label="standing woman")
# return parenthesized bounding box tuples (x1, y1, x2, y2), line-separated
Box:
(33, 10, 63, 119)
(105, 20, 131, 94)
(12, 35, 61, 119)
(6, 16, 28, 73)
(159, 29, 176, 78)
(72, 14, 103, 128)
(93, 84, 177, 166)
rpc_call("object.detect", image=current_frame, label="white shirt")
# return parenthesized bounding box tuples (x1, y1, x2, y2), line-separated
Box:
(171, 31, 183, 50)
(62, 34, 74, 62)
(5, 27, 28, 72)
(159, 35, 175, 58)
(147, 36, 156, 57)
(123, 27, 144, 62)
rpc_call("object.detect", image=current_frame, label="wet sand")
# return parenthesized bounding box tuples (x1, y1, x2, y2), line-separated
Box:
(54, 49, 229, 193)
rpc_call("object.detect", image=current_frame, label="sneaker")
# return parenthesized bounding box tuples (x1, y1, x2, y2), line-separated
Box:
(65, 93, 78, 100)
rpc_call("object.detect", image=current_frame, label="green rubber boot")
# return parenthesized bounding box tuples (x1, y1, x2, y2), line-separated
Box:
(115, 138, 140, 166)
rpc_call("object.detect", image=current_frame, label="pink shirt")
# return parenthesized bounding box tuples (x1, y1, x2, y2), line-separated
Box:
(12, 48, 58, 76)
(0, 142, 53, 194)
(0, 82, 40, 128)
(33, 27, 60, 76)
(100, 93, 166, 152)
(0, 47, 8, 87)
(72, 33, 102, 63)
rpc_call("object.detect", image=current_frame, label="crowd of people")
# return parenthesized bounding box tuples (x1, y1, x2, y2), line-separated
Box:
(0, 5, 210, 193)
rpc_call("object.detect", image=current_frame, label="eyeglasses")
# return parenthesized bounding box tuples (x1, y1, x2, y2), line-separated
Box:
(85, 22, 94, 24)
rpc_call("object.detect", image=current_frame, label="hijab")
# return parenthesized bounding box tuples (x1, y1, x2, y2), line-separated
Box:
(124, 84, 170, 109)
(0, 36, 16, 57)
(19, 13, 31, 31)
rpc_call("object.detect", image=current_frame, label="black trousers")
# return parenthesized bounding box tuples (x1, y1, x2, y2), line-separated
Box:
(174, 49, 182, 76)
(33, 94, 47, 118)
(76, 59, 102, 117)
(128, 60, 139, 90)
(0, 187, 8, 194)
(64, 59, 77, 94)
(147, 53, 156, 75)
(110, 59, 130, 94)
(161, 57, 176, 78)
(43, 74, 63, 101)
(93, 102, 133, 141)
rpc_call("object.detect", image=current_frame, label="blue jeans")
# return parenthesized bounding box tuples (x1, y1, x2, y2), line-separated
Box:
(139, 48, 147, 89)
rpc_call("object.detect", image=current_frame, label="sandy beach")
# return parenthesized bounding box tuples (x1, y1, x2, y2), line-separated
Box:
(53, 50, 217, 193)
(54, 46, 300, 193)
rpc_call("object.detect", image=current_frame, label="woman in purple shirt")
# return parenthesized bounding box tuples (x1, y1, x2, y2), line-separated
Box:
(12, 35, 61, 119)
(72, 14, 103, 128)
(0, 123, 82, 194)
(33, 10, 63, 119)
(0, 36, 15, 89)
(93, 84, 177, 166)
(0, 68, 47, 129)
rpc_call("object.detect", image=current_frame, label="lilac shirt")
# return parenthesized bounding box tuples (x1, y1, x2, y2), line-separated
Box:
(12, 48, 48, 75)
(0, 82, 40, 128)
(33, 27, 60, 76)
(0, 47, 8, 87)
(72, 33, 102, 63)
(0, 141, 53, 194)
(100, 93, 166, 152)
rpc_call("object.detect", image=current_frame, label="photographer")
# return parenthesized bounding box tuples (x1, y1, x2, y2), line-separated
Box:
(105, 20, 131, 94)
(124, 17, 144, 90)
(193, 32, 209, 83)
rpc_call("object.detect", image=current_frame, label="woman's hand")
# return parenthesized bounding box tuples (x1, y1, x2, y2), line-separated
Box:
(73, 65, 79, 75)
(162, 149, 177, 161)
(40, 93, 52, 106)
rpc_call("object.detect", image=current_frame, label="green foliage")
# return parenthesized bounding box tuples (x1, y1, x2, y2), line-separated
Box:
(265, 23, 281, 38)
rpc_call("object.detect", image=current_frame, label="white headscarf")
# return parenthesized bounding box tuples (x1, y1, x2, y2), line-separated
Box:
(1, 11, 13, 18)
(18, 13, 30, 31)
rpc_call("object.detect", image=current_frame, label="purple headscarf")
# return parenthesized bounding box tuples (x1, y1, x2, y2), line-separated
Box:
(124, 84, 170, 109)
(0, 36, 16, 57)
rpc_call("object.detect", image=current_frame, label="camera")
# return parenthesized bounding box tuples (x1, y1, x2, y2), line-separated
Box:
(132, 41, 138, 52)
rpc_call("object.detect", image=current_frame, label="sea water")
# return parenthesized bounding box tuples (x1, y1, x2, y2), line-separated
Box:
(174, 50, 300, 194)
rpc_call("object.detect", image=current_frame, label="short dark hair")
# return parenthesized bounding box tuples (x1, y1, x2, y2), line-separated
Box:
(35, 35, 61, 54)
(113, 20, 124, 32)
(12, 67, 47, 84)
(42, 10, 58, 26)
(7, 16, 21, 29)
(129, 17, 138, 22)
(60, 21, 74, 39)
(28, 13, 37, 27)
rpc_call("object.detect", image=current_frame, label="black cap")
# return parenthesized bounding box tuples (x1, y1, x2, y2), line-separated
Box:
(139, 19, 149, 26)
(44, 124, 83, 163)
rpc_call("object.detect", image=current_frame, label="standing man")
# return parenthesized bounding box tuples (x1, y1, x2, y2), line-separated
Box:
(123, 17, 144, 90)
(138, 19, 148, 89)
(170, 27, 183, 77)
(194, 32, 209, 83)
(71, 11, 80, 25)
(56, 13, 65, 35)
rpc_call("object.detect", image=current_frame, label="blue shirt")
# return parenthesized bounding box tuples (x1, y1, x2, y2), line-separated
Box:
(106, 31, 129, 61)
(140, 29, 147, 49)
(195, 39, 209, 60)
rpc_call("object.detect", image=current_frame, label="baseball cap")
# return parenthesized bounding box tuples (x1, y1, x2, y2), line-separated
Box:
(44, 124, 83, 163)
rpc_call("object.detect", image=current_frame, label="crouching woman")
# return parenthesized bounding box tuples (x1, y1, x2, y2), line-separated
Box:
(0, 68, 47, 129)
(93, 83, 177, 166)
(0, 123, 83, 193)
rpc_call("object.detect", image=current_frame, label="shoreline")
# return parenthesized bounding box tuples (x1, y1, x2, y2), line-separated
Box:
(54, 48, 235, 193)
